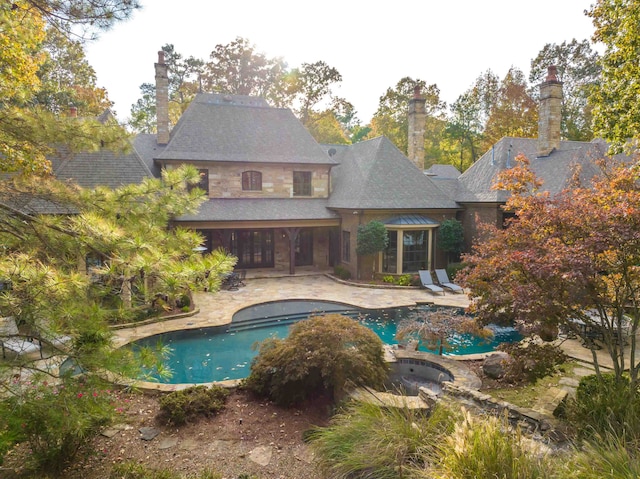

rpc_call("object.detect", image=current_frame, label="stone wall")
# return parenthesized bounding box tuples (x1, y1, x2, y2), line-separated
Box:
(201, 164, 332, 199)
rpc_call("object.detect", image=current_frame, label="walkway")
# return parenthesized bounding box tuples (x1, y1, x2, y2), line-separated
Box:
(112, 274, 469, 348)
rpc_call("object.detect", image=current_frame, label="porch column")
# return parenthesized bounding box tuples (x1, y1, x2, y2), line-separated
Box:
(396, 230, 404, 274)
(283, 227, 300, 275)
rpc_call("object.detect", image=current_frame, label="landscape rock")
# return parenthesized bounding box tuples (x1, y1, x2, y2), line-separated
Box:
(482, 352, 511, 379)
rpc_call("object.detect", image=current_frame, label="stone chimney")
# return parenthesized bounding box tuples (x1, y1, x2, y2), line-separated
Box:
(537, 65, 563, 157)
(407, 85, 426, 169)
(155, 50, 170, 145)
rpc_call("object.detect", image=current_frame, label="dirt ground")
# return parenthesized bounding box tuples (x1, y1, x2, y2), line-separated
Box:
(3, 389, 333, 479)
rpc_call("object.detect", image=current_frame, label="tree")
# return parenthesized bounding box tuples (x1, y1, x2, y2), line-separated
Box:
(287, 60, 343, 127)
(35, 26, 113, 116)
(444, 92, 484, 171)
(588, 1, 640, 153)
(203, 37, 286, 101)
(356, 220, 388, 279)
(458, 155, 640, 399)
(129, 44, 204, 133)
(369, 77, 446, 158)
(396, 307, 492, 355)
(530, 39, 601, 142)
(21, 0, 139, 40)
(243, 314, 389, 406)
(482, 67, 538, 150)
(437, 219, 465, 263)
(1, 1, 132, 174)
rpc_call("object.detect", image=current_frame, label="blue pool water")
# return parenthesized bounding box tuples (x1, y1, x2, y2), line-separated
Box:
(131, 300, 521, 384)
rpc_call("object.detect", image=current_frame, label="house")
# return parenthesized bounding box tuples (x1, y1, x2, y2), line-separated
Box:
(47, 57, 630, 280)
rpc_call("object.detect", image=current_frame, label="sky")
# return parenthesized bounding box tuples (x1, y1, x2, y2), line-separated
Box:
(85, 0, 597, 124)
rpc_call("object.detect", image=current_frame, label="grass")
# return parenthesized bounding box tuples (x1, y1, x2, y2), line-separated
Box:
(484, 361, 577, 409)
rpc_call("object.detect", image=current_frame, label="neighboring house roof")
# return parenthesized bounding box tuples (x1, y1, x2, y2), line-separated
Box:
(52, 144, 154, 189)
(328, 137, 458, 210)
(156, 94, 337, 165)
(456, 137, 626, 203)
(177, 198, 340, 222)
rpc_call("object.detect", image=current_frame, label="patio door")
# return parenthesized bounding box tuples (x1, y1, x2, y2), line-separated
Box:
(295, 229, 313, 266)
(231, 229, 274, 268)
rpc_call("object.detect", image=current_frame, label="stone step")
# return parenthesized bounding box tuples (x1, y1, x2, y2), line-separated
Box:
(532, 386, 568, 416)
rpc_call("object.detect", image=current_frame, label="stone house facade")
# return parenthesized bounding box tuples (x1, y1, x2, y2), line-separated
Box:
(48, 57, 630, 281)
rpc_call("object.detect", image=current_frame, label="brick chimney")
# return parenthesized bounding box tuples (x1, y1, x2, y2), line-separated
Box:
(407, 85, 426, 170)
(537, 66, 563, 157)
(155, 50, 170, 145)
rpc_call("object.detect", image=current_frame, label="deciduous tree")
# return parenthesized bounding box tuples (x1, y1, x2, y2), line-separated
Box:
(458, 155, 640, 398)
(588, 0, 640, 153)
(482, 67, 537, 150)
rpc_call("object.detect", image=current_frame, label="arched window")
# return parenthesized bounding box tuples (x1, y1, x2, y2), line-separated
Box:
(242, 171, 262, 191)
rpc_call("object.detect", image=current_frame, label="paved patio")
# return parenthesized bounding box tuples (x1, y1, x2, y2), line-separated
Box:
(112, 273, 469, 348)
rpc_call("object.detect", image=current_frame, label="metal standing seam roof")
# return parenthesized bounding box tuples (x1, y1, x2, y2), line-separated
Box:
(383, 214, 439, 226)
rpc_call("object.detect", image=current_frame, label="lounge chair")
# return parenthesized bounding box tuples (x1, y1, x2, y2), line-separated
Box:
(435, 269, 464, 294)
(0, 316, 42, 358)
(418, 270, 444, 295)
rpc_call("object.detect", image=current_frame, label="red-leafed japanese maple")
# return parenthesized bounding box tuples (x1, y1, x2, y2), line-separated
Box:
(458, 155, 640, 396)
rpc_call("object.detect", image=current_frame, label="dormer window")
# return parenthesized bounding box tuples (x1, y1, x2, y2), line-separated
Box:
(242, 170, 262, 191)
(293, 171, 312, 196)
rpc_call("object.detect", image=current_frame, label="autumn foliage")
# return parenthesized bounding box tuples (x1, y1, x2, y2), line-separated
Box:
(458, 155, 640, 394)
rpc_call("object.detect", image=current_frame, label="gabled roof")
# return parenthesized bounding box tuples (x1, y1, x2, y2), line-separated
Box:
(177, 198, 339, 222)
(327, 137, 458, 210)
(52, 144, 154, 189)
(456, 137, 627, 203)
(132, 133, 165, 178)
(156, 94, 337, 165)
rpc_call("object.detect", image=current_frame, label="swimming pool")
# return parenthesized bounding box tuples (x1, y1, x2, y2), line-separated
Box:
(131, 300, 520, 384)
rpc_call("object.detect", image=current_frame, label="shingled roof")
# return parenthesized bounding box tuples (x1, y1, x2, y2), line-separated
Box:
(156, 94, 337, 165)
(52, 144, 154, 189)
(178, 198, 339, 222)
(456, 137, 624, 203)
(328, 137, 458, 210)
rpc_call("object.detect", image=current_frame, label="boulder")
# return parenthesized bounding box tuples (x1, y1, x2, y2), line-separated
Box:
(482, 352, 511, 379)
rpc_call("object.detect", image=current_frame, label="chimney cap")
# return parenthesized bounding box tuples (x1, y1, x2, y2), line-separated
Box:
(158, 50, 165, 64)
(546, 65, 559, 82)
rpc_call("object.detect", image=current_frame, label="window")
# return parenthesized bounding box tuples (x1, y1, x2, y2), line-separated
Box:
(342, 231, 350, 263)
(293, 171, 312, 196)
(189, 168, 209, 195)
(242, 170, 262, 191)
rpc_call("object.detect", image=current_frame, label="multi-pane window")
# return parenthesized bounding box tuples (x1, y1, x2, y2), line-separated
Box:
(293, 171, 312, 196)
(242, 170, 262, 191)
(342, 231, 350, 263)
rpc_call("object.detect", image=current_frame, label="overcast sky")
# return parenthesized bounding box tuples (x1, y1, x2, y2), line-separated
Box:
(85, 0, 597, 124)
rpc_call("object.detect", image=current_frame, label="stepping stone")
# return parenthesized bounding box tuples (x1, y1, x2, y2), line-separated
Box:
(293, 445, 315, 464)
(139, 427, 160, 441)
(158, 437, 178, 450)
(572, 367, 596, 377)
(532, 387, 568, 416)
(101, 423, 128, 438)
(249, 445, 272, 466)
(558, 377, 580, 388)
(179, 439, 198, 451)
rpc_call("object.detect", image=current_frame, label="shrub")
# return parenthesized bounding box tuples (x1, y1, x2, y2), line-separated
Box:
(158, 385, 229, 426)
(431, 409, 554, 479)
(560, 434, 640, 478)
(565, 372, 640, 441)
(497, 341, 567, 384)
(242, 314, 389, 406)
(333, 265, 351, 280)
(0, 378, 117, 474)
(309, 400, 458, 478)
(445, 262, 465, 280)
